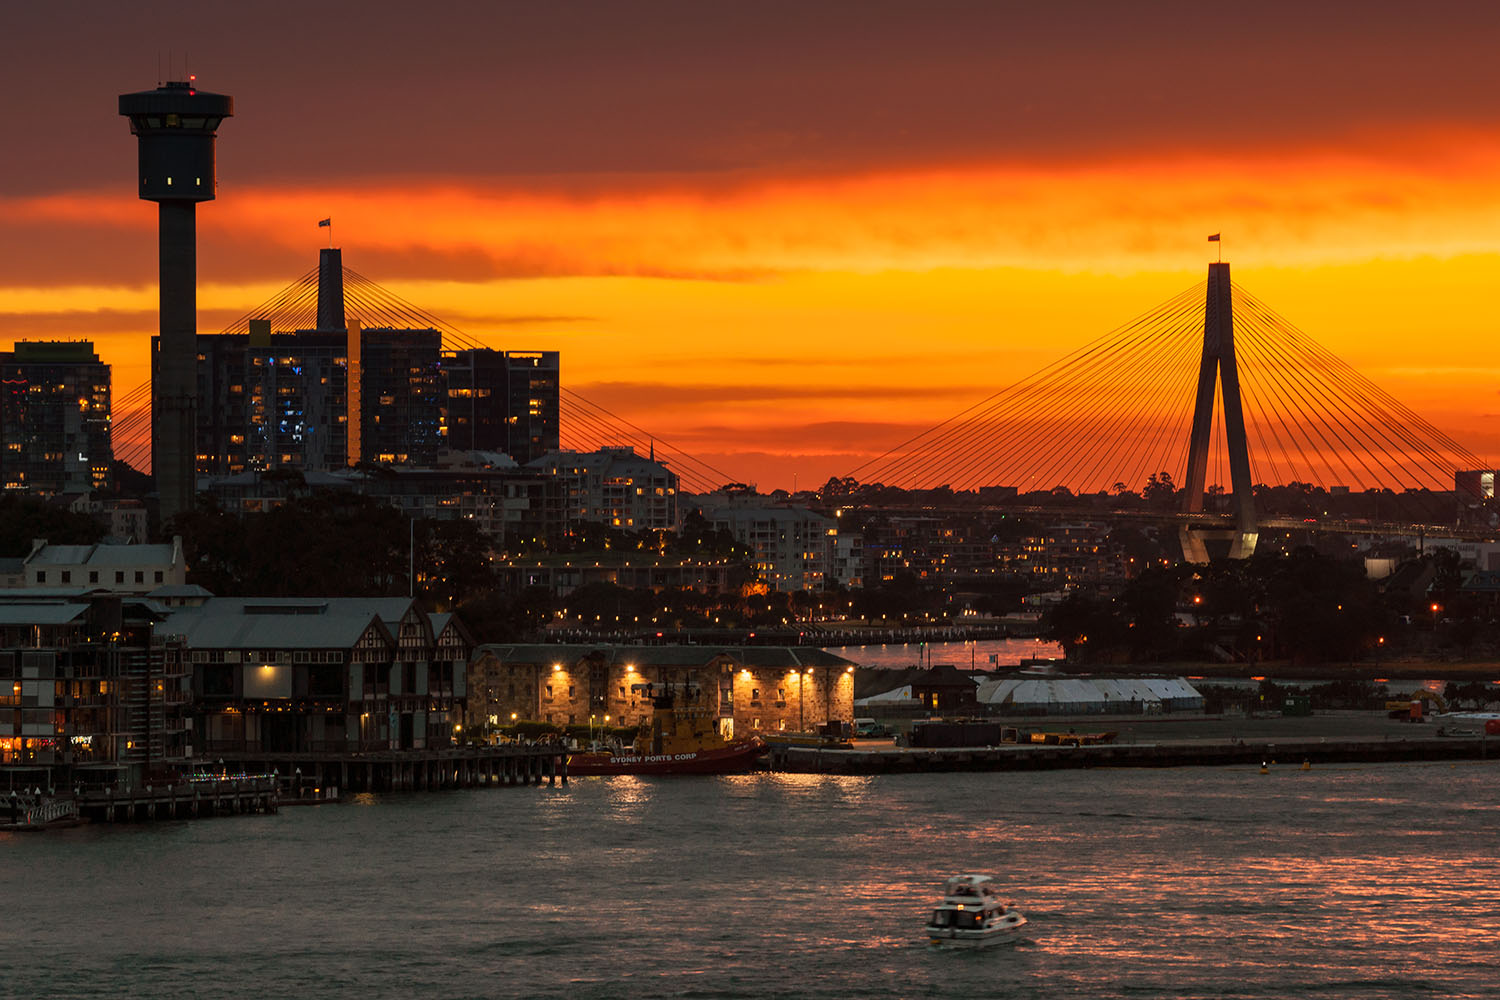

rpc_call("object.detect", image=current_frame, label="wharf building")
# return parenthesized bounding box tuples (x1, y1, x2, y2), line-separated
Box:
(0, 592, 189, 780)
(163, 597, 472, 754)
(0, 341, 112, 495)
(467, 643, 855, 737)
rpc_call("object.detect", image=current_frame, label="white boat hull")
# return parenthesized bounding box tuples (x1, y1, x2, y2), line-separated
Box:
(926, 914, 1027, 948)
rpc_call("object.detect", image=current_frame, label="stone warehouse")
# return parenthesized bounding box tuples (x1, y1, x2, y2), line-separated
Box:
(467, 644, 856, 738)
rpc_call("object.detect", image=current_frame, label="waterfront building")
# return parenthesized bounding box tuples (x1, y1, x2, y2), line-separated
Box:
(696, 501, 836, 592)
(442, 348, 560, 464)
(0, 593, 187, 775)
(0, 340, 112, 495)
(528, 447, 680, 531)
(166, 597, 471, 754)
(467, 644, 855, 737)
(8, 537, 186, 594)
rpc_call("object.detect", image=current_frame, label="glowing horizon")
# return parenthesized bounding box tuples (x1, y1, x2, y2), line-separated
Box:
(5, 5, 1500, 491)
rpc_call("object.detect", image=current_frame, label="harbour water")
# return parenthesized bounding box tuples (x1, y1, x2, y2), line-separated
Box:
(4, 761, 1499, 999)
(826, 636, 1065, 670)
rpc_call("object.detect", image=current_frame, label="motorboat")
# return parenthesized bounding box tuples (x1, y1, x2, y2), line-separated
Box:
(925, 875, 1027, 947)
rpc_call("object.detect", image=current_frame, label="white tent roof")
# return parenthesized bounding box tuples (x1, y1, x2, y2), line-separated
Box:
(977, 676, 1203, 707)
(855, 684, 918, 707)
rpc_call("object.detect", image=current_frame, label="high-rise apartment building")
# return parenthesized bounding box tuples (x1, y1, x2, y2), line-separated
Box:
(188, 249, 550, 476)
(0, 341, 112, 494)
(184, 325, 444, 475)
(441, 349, 560, 464)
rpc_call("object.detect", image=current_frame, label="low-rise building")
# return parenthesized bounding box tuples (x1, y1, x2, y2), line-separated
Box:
(0, 592, 186, 777)
(10, 538, 186, 594)
(163, 597, 472, 755)
(467, 644, 855, 737)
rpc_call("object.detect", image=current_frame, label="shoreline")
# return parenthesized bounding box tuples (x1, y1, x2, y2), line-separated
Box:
(769, 708, 1498, 773)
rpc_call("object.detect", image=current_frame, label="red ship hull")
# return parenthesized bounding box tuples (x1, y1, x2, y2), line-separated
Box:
(567, 739, 765, 776)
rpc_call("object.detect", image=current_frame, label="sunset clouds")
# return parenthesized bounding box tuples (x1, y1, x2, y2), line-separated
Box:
(4, 2, 1500, 487)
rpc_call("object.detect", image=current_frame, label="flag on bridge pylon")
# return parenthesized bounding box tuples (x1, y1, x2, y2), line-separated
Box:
(1208, 233, 1220, 241)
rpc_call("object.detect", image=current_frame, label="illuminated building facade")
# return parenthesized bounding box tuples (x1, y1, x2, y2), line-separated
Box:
(698, 503, 835, 592)
(0, 341, 112, 494)
(529, 447, 679, 530)
(184, 326, 443, 474)
(466, 644, 855, 737)
(441, 348, 559, 464)
(0, 594, 188, 775)
(170, 597, 470, 754)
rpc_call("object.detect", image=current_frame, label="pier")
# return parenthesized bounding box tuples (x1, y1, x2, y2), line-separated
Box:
(217, 743, 569, 795)
(766, 733, 1493, 774)
(76, 776, 279, 823)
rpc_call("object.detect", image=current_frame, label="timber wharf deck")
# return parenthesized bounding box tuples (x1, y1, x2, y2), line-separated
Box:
(76, 776, 279, 823)
(217, 743, 569, 794)
(767, 734, 1493, 774)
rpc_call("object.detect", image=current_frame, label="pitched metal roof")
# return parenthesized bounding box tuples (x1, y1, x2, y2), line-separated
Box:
(160, 598, 400, 649)
(26, 543, 178, 568)
(474, 643, 855, 670)
(0, 603, 92, 626)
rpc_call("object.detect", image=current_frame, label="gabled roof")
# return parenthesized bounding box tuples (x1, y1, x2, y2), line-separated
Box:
(148, 584, 215, 598)
(26, 542, 178, 568)
(161, 598, 399, 650)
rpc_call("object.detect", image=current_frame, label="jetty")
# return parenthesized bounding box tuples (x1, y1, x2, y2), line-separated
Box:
(215, 743, 569, 794)
(76, 775, 280, 823)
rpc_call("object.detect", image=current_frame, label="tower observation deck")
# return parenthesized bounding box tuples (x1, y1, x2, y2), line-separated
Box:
(119, 80, 234, 524)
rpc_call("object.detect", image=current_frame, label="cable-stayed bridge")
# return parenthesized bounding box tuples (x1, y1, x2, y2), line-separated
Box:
(110, 259, 1493, 553)
(846, 262, 1490, 555)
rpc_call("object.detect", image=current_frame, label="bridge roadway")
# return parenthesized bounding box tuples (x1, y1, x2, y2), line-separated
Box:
(850, 503, 1497, 541)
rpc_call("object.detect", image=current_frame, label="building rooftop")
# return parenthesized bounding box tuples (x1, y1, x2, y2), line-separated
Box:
(25, 541, 180, 568)
(476, 643, 855, 670)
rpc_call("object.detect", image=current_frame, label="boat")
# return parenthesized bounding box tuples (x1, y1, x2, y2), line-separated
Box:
(567, 682, 765, 776)
(924, 875, 1027, 947)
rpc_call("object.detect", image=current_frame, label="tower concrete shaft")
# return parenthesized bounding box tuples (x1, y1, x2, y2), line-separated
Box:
(1180, 262, 1258, 561)
(119, 80, 233, 524)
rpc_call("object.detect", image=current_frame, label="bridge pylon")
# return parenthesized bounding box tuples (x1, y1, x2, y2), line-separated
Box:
(1179, 261, 1258, 562)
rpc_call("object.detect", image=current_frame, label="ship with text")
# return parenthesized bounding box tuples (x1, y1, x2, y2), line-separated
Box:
(567, 682, 765, 776)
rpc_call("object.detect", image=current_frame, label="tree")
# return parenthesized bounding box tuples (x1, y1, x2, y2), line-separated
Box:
(0, 495, 103, 557)
(1143, 471, 1177, 510)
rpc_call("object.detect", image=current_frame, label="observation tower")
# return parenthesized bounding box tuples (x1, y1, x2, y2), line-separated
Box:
(119, 79, 234, 522)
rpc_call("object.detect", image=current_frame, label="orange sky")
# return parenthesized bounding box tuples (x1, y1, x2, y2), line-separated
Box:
(3, 3, 1500, 491)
